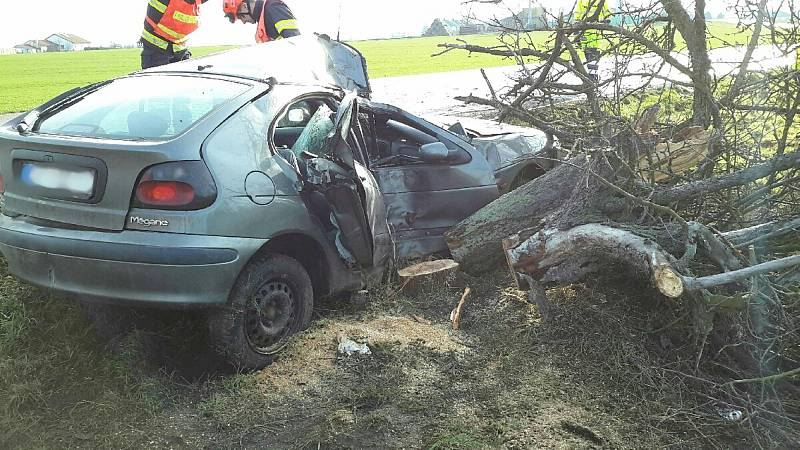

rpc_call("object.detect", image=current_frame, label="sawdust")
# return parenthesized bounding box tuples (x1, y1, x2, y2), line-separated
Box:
(255, 314, 469, 392)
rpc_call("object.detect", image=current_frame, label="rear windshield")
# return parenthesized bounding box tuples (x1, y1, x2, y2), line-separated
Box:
(36, 75, 249, 140)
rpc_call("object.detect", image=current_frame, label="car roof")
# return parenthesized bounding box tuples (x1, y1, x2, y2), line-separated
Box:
(145, 34, 371, 98)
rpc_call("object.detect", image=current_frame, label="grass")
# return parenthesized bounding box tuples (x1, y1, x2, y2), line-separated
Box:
(351, 33, 546, 78)
(0, 46, 233, 114)
(0, 22, 752, 113)
(0, 261, 163, 448)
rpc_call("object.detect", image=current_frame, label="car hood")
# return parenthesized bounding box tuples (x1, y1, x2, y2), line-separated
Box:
(426, 115, 553, 170)
(148, 34, 371, 98)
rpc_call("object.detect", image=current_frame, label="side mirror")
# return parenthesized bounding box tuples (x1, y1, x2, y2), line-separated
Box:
(287, 108, 307, 123)
(419, 142, 450, 163)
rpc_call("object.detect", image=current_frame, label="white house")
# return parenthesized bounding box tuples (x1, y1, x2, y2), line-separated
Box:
(45, 33, 91, 51)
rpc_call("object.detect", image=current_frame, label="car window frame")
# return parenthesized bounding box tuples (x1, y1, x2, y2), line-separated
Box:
(269, 91, 342, 157)
(360, 108, 472, 169)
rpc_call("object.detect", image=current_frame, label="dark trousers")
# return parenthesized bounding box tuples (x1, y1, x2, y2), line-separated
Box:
(140, 44, 191, 70)
(583, 47, 601, 81)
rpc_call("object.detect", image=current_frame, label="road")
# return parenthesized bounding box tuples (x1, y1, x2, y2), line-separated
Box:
(1, 44, 791, 126)
(371, 44, 792, 118)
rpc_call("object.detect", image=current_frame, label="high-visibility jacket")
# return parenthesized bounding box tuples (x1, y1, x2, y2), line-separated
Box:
(142, 0, 206, 52)
(796, 47, 800, 71)
(255, 0, 300, 43)
(575, 0, 610, 49)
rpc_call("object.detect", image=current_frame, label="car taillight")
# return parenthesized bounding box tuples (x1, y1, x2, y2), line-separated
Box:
(133, 161, 216, 210)
(137, 181, 194, 206)
(0, 174, 4, 194)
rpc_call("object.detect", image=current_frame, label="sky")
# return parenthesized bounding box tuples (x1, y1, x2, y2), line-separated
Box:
(0, 0, 531, 48)
(0, 0, 732, 49)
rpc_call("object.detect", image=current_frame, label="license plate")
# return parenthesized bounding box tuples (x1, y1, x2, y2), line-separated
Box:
(20, 162, 96, 199)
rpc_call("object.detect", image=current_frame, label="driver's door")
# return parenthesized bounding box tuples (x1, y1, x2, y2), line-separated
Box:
(298, 92, 390, 269)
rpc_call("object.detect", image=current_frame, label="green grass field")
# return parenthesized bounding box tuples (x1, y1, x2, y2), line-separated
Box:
(0, 22, 749, 113)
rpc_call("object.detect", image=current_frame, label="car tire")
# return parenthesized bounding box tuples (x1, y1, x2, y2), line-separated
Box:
(208, 253, 313, 371)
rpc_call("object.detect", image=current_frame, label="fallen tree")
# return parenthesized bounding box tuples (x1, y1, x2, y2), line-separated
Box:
(439, 0, 800, 444)
(446, 147, 800, 274)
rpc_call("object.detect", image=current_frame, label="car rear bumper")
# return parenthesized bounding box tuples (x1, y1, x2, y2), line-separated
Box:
(0, 214, 265, 306)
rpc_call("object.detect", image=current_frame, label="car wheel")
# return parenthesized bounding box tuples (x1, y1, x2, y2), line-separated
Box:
(208, 253, 313, 370)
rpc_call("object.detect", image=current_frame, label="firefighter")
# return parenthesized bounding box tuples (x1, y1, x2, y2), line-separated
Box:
(575, 0, 611, 82)
(223, 0, 300, 43)
(140, 0, 208, 69)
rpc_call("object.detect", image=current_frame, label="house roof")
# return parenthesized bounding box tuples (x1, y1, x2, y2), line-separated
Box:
(25, 40, 59, 49)
(46, 33, 91, 44)
(13, 44, 39, 50)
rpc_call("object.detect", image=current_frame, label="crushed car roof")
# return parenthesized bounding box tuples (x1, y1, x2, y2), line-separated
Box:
(146, 34, 371, 97)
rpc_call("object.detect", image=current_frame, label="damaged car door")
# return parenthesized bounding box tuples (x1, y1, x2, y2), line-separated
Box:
(359, 103, 500, 258)
(293, 92, 390, 270)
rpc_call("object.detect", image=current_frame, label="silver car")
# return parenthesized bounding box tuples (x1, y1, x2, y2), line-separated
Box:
(0, 35, 555, 369)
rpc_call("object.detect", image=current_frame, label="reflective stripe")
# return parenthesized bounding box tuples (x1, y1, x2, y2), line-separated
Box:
(274, 19, 298, 34)
(141, 30, 169, 50)
(157, 23, 187, 40)
(148, 0, 167, 14)
(173, 11, 199, 24)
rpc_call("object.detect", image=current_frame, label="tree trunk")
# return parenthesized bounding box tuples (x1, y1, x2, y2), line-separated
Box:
(445, 155, 613, 274)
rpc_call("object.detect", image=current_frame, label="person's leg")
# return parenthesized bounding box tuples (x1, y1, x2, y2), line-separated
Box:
(141, 46, 171, 69)
(583, 47, 601, 82)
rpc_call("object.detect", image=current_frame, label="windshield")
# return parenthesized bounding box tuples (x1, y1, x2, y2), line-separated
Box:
(36, 75, 249, 140)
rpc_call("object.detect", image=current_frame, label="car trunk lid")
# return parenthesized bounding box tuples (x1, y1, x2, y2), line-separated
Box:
(0, 137, 181, 231)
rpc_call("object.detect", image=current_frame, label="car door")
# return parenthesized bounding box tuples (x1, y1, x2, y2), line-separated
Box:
(297, 92, 390, 269)
(359, 103, 500, 259)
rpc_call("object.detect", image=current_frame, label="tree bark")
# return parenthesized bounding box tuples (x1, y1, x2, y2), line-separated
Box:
(444, 155, 612, 273)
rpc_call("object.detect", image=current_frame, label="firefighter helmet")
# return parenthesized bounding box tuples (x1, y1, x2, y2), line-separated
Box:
(223, 0, 245, 23)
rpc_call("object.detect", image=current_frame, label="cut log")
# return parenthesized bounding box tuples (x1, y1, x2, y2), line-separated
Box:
(397, 259, 459, 294)
(505, 224, 685, 299)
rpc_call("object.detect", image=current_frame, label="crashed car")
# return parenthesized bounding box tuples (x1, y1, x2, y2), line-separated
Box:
(0, 35, 555, 369)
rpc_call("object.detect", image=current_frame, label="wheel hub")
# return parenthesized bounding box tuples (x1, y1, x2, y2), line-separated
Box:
(245, 281, 296, 353)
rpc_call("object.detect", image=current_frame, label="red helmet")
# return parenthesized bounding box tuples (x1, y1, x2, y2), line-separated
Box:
(223, 0, 245, 23)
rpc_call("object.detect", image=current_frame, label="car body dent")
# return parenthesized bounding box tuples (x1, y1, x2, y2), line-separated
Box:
(153, 34, 371, 98)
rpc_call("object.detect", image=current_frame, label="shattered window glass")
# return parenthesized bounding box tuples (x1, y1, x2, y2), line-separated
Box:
(291, 104, 335, 157)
